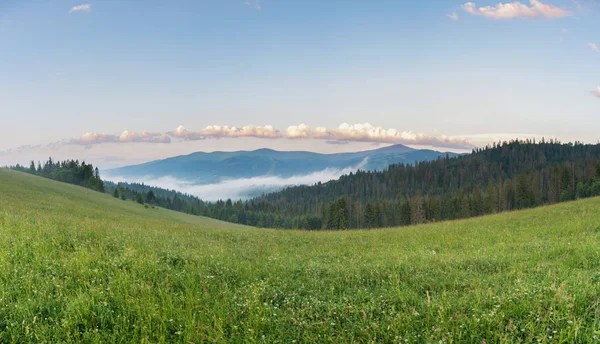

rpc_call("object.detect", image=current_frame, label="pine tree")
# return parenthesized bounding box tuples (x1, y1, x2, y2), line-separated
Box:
(484, 181, 498, 214)
(145, 191, 156, 204)
(410, 197, 426, 225)
(399, 200, 411, 226)
(364, 202, 375, 228)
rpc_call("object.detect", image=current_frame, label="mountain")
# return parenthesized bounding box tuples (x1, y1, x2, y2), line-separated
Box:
(104, 144, 460, 185)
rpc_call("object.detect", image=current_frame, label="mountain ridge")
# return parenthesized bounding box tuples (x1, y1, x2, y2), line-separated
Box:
(105, 144, 458, 185)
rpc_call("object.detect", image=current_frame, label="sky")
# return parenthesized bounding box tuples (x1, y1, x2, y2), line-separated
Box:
(1, 0, 599, 169)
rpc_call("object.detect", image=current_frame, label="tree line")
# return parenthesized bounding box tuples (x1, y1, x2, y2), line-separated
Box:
(9, 158, 105, 192)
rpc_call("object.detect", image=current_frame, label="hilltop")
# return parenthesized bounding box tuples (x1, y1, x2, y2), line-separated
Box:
(0, 168, 599, 342)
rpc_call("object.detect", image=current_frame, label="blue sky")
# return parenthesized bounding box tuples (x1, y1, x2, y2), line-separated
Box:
(0, 0, 598, 168)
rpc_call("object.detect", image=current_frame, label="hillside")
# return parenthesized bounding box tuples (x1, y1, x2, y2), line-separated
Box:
(1, 169, 599, 342)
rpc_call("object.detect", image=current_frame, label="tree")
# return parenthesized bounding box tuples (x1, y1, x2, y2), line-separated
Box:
(410, 196, 426, 225)
(145, 191, 156, 204)
(327, 197, 348, 230)
(113, 188, 119, 198)
(399, 200, 411, 226)
(364, 202, 376, 228)
(484, 181, 498, 214)
(136, 194, 144, 205)
(516, 173, 534, 209)
(29, 161, 36, 174)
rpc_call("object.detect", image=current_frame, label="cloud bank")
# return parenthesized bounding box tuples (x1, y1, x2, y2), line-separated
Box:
(462, 0, 571, 19)
(69, 4, 91, 13)
(55, 123, 476, 150)
(70, 131, 170, 145)
(284, 123, 474, 149)
(201, 125, 281, 139)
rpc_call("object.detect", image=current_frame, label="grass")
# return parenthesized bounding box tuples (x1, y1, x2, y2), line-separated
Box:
(0, 168, 599, 343)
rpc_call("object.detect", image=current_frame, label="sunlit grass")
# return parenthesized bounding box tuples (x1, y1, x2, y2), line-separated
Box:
(0, 169, 599, 343)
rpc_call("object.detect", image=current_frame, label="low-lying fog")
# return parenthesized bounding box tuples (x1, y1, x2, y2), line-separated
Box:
(105, 158, 367, 201)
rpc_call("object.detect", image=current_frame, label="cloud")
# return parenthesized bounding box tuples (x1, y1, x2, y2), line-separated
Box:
(243, 0, 261, 10)
(447, 12, 460, 20)
(22, 122, 474, 150)
(462, 0, 571, 19)
(572, 0, 582, 11)
(69, 4, 91, 13)
(201, 125, 281, 139)
(69, 131, 170, 146)
(119, 130, 171, 144)
(70, 132, 119, 145)
(589, 42, 599, 53)
(168, 125, 205, 141)
(285, 124, 312, 139)
(593, 86, 600, 98)
(298, 123, 474, 149)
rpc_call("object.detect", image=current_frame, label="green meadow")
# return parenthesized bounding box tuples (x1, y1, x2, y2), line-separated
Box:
(0, 168, 599, 343)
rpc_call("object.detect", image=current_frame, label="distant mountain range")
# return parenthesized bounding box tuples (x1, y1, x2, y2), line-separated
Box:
(104, 145, 461, 200)
(106, 145, 459, 183)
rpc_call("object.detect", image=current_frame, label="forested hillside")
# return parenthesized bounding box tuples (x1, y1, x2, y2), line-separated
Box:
(9, 158, 105, 193)
(207, 140, 600, 229)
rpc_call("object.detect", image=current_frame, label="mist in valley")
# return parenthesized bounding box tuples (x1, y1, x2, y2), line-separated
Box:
(104, 158, 368, 201)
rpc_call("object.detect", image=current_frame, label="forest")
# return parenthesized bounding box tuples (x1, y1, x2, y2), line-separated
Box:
(201, 140, 600, 229)
(8, 140, 600, 230)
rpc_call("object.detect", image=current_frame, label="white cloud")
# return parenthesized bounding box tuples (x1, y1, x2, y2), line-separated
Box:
(27, 123, 474, 150)
(589, 42, 599, 53)
(197, 123, 473, 149)
(69, 131, 170, 145)
(593, 86, 600, 98)
(447, 12, 460, 20)
(243, 0, 261, 10)
(315, 123, 474, 149)
(119, 130, 171, 144)
(462, 0, 571, 19)
(313, 127, 330, 139)
(286, 124, 312, 139)
(572, 0, 582, 11)
(201, 125, 281, 139)
(71, 132, 119, 145)
(169, 125, 205, 141)
(69, 4, 91, 13)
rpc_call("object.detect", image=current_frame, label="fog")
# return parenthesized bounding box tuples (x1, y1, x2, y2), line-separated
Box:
(105, 158, 368, 201)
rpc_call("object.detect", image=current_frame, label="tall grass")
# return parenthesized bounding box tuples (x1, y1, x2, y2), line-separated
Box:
(0, 169, 599, 343)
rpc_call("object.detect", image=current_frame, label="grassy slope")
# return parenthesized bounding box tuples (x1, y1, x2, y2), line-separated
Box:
(0, 169, 599, 343)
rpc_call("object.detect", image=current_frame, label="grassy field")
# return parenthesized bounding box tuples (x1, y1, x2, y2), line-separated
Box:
(0, 169, 599, 343)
